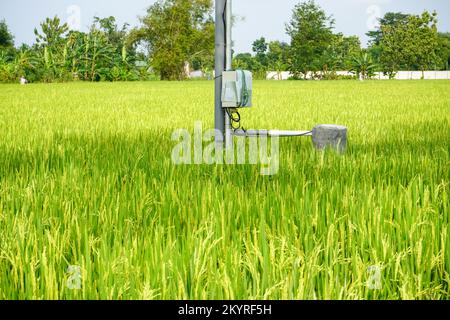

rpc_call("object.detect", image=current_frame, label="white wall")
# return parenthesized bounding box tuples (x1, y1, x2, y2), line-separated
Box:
(266, 71, 450, 80)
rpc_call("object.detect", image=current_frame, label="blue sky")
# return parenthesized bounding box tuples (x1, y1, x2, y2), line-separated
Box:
(1, 0, 449, 53)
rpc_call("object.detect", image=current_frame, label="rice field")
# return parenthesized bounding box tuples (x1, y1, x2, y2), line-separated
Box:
(0, 80, 449, 300)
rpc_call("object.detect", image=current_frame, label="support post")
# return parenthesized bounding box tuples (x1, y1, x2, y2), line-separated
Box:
(215, 0, 226, 147)
(224, 0, 233, 150)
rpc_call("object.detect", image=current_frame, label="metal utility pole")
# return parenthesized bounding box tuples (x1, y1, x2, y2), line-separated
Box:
(214, 0, 226, 146)
(215, 0, 232, 147)
(224, 0, 233, 149)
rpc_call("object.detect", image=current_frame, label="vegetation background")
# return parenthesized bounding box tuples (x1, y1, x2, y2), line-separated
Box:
(1, 0, 449, 82)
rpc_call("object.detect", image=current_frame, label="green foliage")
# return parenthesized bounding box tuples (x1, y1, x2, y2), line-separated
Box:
(378, 24, 404, 77)
(366, 12, 410, 46)
(233, 53, 256, 70)
(372, 11, 441, 77)
(349, 50, 377, 80)
(319, 34, 361, 78)
(234, 1, 361, 81)
(286, 0, 334, 79)
(0, 52, 16, 82)
(437, 33, 450, 70)
(233, 41, 291, 80)
(232, 6, 444, 80)
(0, 4, 448, 83)
(249, 37, 270, 79)
(134, 0, 214, 80)
(252, 37, 269, 67)
(93, 16, 129, 52)
(0, 20, 14, 48)
(81, 30, 114, 81)
(34, 16, 69, 48)
(32, 17, 72, 82)
(404, 12, 439, 75)
(0, 48, 38, 82)
(0, 15, 149, 83)
(267, 41, 290, 80)
(366, 12, 410, 73)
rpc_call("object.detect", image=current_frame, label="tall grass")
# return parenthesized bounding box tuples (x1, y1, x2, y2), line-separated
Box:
(0, 80, 449, 299)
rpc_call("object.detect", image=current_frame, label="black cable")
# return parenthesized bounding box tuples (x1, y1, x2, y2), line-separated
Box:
(225, 108, 244, 131)
(222, 0, 228, 71)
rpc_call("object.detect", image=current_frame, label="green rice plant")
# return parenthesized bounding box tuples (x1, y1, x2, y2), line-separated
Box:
(0, 80, 448, 299)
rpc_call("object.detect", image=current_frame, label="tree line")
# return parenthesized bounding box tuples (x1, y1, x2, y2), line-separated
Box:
(0, 0, 449, 82)
(0, 16, 148, 83)
(236, 1, 450, 80)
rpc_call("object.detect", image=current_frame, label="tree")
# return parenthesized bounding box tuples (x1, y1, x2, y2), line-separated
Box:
(64, 31, 86, 77)
(0, 20, 14, 49)
(80, 29, 116, 81)
(367, 12, 410, 67)
(252, 37, 268, 67)
(233, 53, 255, 70)
(134, 0, 214, 80)
(93, 16, 129, 49)
(286, 0, 334, 79)
(189, 18, 214, 75)
(33, 16, 72, 81)
(367, 12, 410, 46)
(34, 16, 69, 48)
(378, 11, 440, 77)
(437, 33, 450, 70)
(338, 36, 361, 69)
(404, 11, 439, 77)
(378, 21, 406, 77)
(267, 41, 290, 80)
(92, 17, 140, 81)
(321, 34, 361, 77)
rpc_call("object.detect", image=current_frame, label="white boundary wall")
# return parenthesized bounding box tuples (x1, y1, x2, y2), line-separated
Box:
(266, 71, 450, 80)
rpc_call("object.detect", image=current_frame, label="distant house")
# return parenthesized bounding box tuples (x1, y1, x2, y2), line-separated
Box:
(189, 70, 204, 78)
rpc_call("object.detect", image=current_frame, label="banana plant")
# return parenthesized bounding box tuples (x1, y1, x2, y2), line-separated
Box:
(349, 51, 377, 80)
(81, 30, 115, 81)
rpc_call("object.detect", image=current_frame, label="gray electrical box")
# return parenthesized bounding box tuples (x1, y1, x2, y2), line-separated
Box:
(221, 70, 252, 108)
